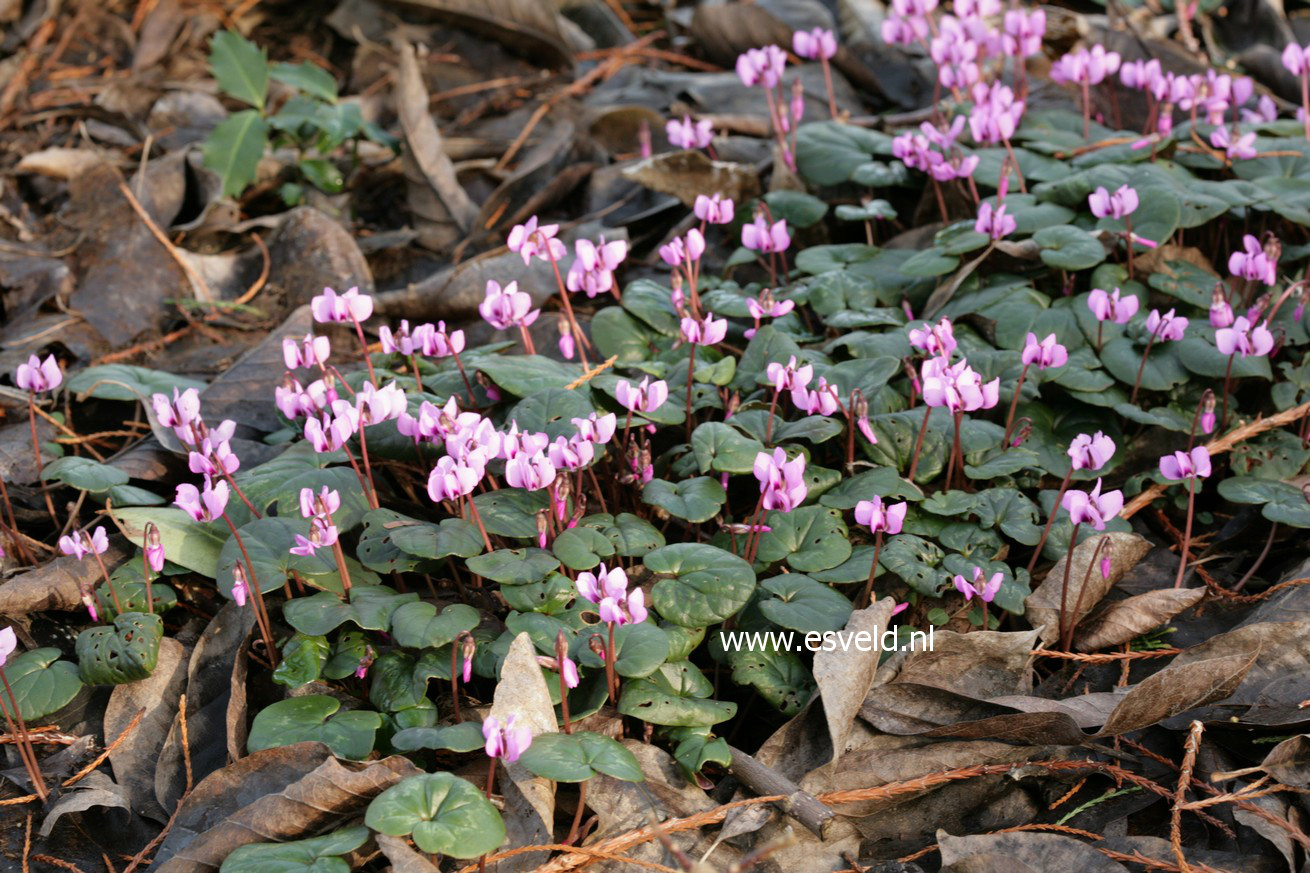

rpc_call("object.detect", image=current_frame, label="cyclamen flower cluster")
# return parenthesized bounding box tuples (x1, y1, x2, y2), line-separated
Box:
(892, 118, 980, 182)
(754, 448, 808, 513)
(577, 563, 646, 625)
(292, 486, 341, 557)
(1119, 59, 1267, 138)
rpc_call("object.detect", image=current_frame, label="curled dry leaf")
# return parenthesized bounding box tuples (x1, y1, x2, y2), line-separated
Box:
(1025, 532, 1152, 646)
(106, 637, 190, 822)
(1256, 734, 1310, 788)
(1096, 647, 1259, 736)
(396, 43, 479, 252)
(812, 597, 895, 766)
(487, 632, 558, 872)
(154, 747, 421, 872)
(938, 829, 1131, 872)
(1075, 587, 1206, 651)
(38, 770, 133, 837)
(1168, 620, 1310, 705)
(622, 150, 762, 209)
(0, 536, 131, 615)
(380, 0, 573, 71)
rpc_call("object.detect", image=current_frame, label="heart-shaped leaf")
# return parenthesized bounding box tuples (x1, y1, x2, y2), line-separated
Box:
(218, 826, 368, 873)
(76, 612, 163, 685)
(271, 632, 329, 688)
(642, 477, 727, 523)
(645, 543, 756, 627)
(41, 457, 128, 493)
(392, 721, 487, 754)
(247, 695, 381, 760)
(282, 585, 418, 636)
(754, 506, 852, 572)
(518, 731, 645, 782)
(551, 527, 617, 570)
(618, 661, 736, 726)
(570, 621, 670, 678)
(2, 648, 83, 720)
(390, 602, 480, 649)
(365, 772, 506, 857)
(758, 574, 853, 632)
(465, 548, 559, 584)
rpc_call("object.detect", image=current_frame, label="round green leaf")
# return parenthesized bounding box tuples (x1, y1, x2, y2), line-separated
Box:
(618, 661, 736, 726)
(1034, 225, 1107, 270)
(570, 621, 670, 678)
(390, 602, 480, 649)
(113, 507, 226, 578)
(508, 389, 596, 441)
(518, 731, 645, 782)
(726, 646, 814, 715)
(2, 648, 82, 721)
(580, 513, 666, 557)
(642, 477, 727, 524)
(551, 527, 616, 570)
(40, 457, 128, 493)
(754, 507, 852, 573)
(219, 826, 368, 873)
(392, 721, 487, 753)
(1099, 337, 1188, 392)
(282, 585, 418, 636)
(365, 772, 506, 858)
(465, 548, 559, 584)
(272, 633, 329, 688)
(75, 612, 163, 685)
(645, 544, 756, 627)
(758, 575, 853, 632)
(247, 695, 381, 760)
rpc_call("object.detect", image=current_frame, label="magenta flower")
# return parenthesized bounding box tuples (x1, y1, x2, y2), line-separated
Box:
(566, 237, 627, 298)
(291, 518, 339, 556)
(615, 377, 669, 414)
(922, 358, 1000, 412)
(1145, 308, 1188, 342)
(1088, 184, 1138, 220)
(283, 334, 331, 370)
(231, 570, 248, 607)
(507, 216, 567, 265)
(666, 115, 714, 150)
(483, 714, 533, 763)
(299, 486, 341, 520)
(745, 292, 794, 338)
(754, 448, 808, 512)
(1210, 127, 1257, 161)
(1209, 290, 1235, 328)
(1283, 42, 1310, 76)
(379, 321, 418, 356)
(0, 627, 15, 666)
(576, 563, 647, 625)
(412, 322, 466, 358)
(145, 526, 165, 573)
(1061, 478, 1124, 530)
(969, 82, 1025, 144)
(1088, 287, 1139, 324)
(659, 229, 705, 268)
(1021, 332, 1068, 369)
(58, 526, 109, 560)
(795, 378, 840, 417)
(793, 27, 837, 60)
(1002, 8, 1045, 57)
(975, 202, 1016, 240)
(694, 193, 735, 225)
(954, 566, 1003, 603)
(427, 456, 481, 502)
(681, 313, 728, 345)
(505, 452, 557, 492)
(908, 318, 958, 357)
(188, 437, 240, 478)
(766, 356, 813, 393)
(175, 480, 230, 522)
(1229, 234, 1277, 285)
(854, 496, 907, 535)
(1068, 432, 1116, 471)
(311, 286, 373, 324)
(152, 388, 203, 445)
(1050, 45, 1121, 86)
(15, 354, 62, 393)
(547, 435, 595, 471)
(741, 215, 790, 253)
(1216, 316, 1274, 357)
(572, 412, 617, 445)
(479, 280, 540, 331)
(735, 45, 787, 88)
(1160, 446, 1211, 481)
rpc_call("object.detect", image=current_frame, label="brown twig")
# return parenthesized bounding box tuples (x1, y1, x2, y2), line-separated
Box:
(1169, 721, 1203, 873)
(1033, 648, 1181, 662)
(31, 857, 86, 873)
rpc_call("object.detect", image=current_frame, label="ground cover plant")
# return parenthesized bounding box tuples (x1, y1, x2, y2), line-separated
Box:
(7, 0, 1310, 871)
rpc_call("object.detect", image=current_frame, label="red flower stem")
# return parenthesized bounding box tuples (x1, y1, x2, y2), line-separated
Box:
(330, 538, 354, 595)
(0, 668, 46, 801)
(685, 341, 696, 442)
(1027, 468, 1074, 574)
(546, 251, 591, 367)
(518, 324, 536, 356)
(27, 394, 59, 528)
(356, 424, 381, 510)
(1129, 331, 1160, 405)
(1124, 215, 1135, 278)
(466, 496, 495, 553)
(451, 638, 464, 723)
(1220, 353, 1235, 432)
(1064, 535, 1111, 651)
(449, 348, 478, 408)
(764, 388, 780, 445)
(565, 780, 588, 846)
(859, 530, 884, 610)
(1175, 476, 1197, 589)
(0, 475, 33, 564)
(1058, 522, 1082, 649)
(907, 404, 933, 482)
(349, 316, 378, 387)
(90, 542, 125, 614)
(821, 57, 837, 118)
(340, 442, 372, 506)
(407, 354, 424, 393)
(1002, 364, 1029, 449)
(220, 468, 261, 519)
(607, 622, 619, 704)
(222, 514, 278, 665)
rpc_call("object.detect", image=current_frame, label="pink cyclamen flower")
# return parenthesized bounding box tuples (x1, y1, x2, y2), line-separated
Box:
(58, 526, 109, 561)
(1216, 315, 1274, 357)
(854, 496, 907, 534)
(505, 452, 557, 491)
(1210, 127, 1257, 161)
(666, 115, 714, 150)
(793, 27, 837, 60)
(566, 237, 627, 298)
(908, 318, 957, 357)
(299, 486, 341, 520)
(1088, 184, 1138, 220)
(1021, 332, 1068, 369)
(15, 354, 62, 393)
(736, 45, 787, 88)
(975, 202, 1016, 240)
(1159, 446, 1212, 480)
(283, 334, 330, 370)
(576, 563, 647, 625)
(427, 456, 481, 502)
(483, 714, 533, 763)
(754, 448, 808, 512)
(922, 358, 1000, 412)
(1088, 287, 1139, 324)
(1146, 308, 1189, 342)
(0, 627, 15, 666)
(174, 480, 230, 523)
(152, 387, 203, 445)
(954, 566, 1003, 603)
(572, 412, 617, 445)
(356, 382, 406, 425)
(766, 356, 813, 393)
(412, 322, 466, 358)
(1068, 432, 1116, 471)
(681, 313, 728, 345)
(1061, 478, 1124, 530)
(1002, 8, 1045, 57)
(290, 518, 339, 557)
(145, 527, 165, 573)
(547, 435, 595, 471)
(1283, 43, 1310, 76)
(507, 216, 567, 266)
(1228, 234, 1277, 285)
(480, 280, 540, 331)
(379, 321, 418, 356)
(694, 193, 735, 225)
(1050, 45, 1121, 87)
(1209, 291, 1235, 328)
(741, 215, 790, 253)
(311, 286, 373, 324)
(615, 377, 669, 414)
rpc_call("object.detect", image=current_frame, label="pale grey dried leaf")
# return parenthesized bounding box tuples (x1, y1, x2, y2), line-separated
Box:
(892, 628, 1040, 698)
(487, 632, 557, 872)
(0, 537, 131, 614)
(376, 833, 440, 873)
(938, 829, 1131, 873)
(1097, 648, 1258, 736)
(39, 771, 132, 837)
(1257, 735, 1310, 787)
(1076, 587, 1205, 651)
(813, 598, 894, 766)
(1026, 532, 1152, 646)
(622, 150, 762, 209)
(1170, 620, 1310, 705)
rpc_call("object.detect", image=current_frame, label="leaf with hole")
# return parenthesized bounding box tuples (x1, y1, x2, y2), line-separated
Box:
(75, 612, 164, 685)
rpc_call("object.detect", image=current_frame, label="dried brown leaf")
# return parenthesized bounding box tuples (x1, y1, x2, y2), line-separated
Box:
(107, 637, 190, 822)
(813, 598, 895, 766)
(0, 537, 131, 614)
(1169, 620, 1310, 705)
(892, 628, 1040, 698)
(380, 0, 573, 70)
(622, 150, 762, 209)
(938, 830, 1131, 873)
(1026, 532, 1152, 646)
(1097, 648, 1258, 736)
(1075, 587, 1205, 651)
(376, 833, 440, 873)
(1257, 735, 1310, 788)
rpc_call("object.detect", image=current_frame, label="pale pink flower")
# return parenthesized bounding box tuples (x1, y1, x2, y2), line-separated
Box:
(1021, 332, 1068, 369)
(1061, 478, 1124, 530)
(754, 448, 808, 512)
(1215, 316, 1274, 357)
(793, 27, 837, 60)
(954, 566, 1002, 603)
(1088, 287, 1139, 324)
(480, 280, 540, 330)
(854, 496, 907, 534)
(1068, 432, 1115, 471)
(483, 714, 533, 763)
(576, 563, 647, 625)
(694, 194, 735, 224)
(507, 216, 567, 265)
(174, 481, 229, 522)
(666, 115, 714, 149)
(1088, 184, 1138, 220)
(311, 286, 373, 324)
(15, 354, 62, 393)
(615, 377, 669, 413)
